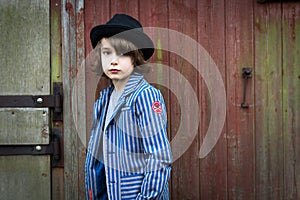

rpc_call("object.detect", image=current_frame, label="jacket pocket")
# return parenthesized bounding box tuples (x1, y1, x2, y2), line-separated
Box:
(120, 173, 144, 199)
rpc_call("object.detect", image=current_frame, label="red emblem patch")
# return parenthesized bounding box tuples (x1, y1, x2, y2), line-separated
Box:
(152, 101, 162, 114)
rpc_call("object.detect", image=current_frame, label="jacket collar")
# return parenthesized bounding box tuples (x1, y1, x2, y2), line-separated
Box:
(122, 72, 144, 97)
(105, 72, 144, 97)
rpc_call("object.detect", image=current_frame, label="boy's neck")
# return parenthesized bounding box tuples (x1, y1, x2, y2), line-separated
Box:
(112, 78, 129, 92)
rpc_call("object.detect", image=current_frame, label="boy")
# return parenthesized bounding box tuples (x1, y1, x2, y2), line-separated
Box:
(85, 14, 172, 200)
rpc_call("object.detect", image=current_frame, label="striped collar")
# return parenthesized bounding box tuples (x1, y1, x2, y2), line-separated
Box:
(105, 72, 144, 97)
(122, 72, 144, 97)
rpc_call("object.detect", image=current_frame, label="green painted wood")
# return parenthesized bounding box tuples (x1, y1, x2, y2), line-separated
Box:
(0, 155, 51, 200)
(50, 1, 64, 200)
(254, 2, 284, 199)
(282, 3, 300, 200)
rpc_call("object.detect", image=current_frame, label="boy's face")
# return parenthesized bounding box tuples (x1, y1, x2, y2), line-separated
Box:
(100, 38, 134, 83)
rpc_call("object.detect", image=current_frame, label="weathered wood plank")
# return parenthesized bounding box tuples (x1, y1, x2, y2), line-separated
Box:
(138, 0, 171, 197)
(198, 0, 227, 199)
(62, 0, 79, 199)
(84, 0, 111, 141)
(110, 0, 139, 19)
(50, 1, 64, 199)
(168, 0, 200, 199)
(0, 155, 51, 200)
(0, 0, 50, 95)
(74, 1, 87, 199)
(52, 168, 64, 200)
(254, 2, 284, 199)
(0, 0, 50, 145)
(226, 0, 255, 199)
(51, 0, 62, 84)
(282, 2, 300, 200)
(0, 108, 49, 144)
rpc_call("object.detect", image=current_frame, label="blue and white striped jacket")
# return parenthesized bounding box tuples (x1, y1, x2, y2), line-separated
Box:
(85, 72, 172, 200)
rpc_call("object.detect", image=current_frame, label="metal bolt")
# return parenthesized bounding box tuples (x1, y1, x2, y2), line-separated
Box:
(35, 146, 42, 151)
(36, 97, 43, 104)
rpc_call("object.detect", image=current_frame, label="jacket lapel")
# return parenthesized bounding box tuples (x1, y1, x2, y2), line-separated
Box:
(106, 72, 144, 126)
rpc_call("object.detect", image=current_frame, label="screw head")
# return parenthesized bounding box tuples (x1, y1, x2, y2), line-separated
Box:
(36, 98, 43, 104)
(35, 146, 42, 151)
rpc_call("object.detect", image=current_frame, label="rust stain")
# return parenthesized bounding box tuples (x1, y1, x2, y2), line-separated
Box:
(68, 66, 78, 78)
(65, 2, 74, 16)
(41, 125, 49, 138)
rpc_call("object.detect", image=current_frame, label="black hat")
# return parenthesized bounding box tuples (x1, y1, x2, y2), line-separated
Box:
(90, 14, 154, 61)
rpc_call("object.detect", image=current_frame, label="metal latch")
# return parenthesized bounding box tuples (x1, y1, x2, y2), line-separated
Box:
(241, 67, 252, 108)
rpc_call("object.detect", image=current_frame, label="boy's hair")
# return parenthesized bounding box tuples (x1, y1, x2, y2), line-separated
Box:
(97, 37, 150, 76)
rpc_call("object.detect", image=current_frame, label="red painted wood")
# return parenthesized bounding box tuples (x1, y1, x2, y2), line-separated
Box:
(197, 0, 227, 199)
(254, 2, 284, 199)
(138, 1, 172, 190)
(168, 0, 200, 199)
(84, 0, 111, 138)
(225, 0, 255, 199)
(111, 0, 139, 19)
(81, 1, 300, 199)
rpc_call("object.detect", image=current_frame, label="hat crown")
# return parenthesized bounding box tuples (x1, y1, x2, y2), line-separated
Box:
(107, 14, 143, 30)
(90, 13, 154, 60)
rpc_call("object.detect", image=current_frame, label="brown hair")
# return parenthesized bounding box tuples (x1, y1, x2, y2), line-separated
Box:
(99, 37, 150, 75)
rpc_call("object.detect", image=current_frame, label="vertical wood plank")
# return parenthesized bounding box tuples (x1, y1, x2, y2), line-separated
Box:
(110, 0, 139, 19)
(50, 1, 64, 199)
(168, 1, 200, 199)
(0, 0, 50, 95)
(225, 0, 255, 199)
(197, 0, 227, 199)
(84, 0, 111, 140)
(51, 0, 63, 84)
(0, 156, 51, 200)
(282, 2, 300, 200)
(254, 2, 284, 199)
(74, 0, 86, 199)
(62, 0, 79, 199)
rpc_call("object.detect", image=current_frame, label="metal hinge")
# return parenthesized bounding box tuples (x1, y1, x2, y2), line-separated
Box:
(0, 82, 63, 121)
(0, 140, 59, 157)
(0, 83, 63, 167)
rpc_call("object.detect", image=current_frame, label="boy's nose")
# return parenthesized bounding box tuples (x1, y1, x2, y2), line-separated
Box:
(111, 61, 118, 66)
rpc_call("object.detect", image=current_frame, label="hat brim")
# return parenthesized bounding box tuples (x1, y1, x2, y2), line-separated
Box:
(90, 25, 154, 61)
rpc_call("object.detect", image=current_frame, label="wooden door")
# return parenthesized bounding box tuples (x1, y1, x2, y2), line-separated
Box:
(0, 0, 61, 199)
(81, 1, 300, 200)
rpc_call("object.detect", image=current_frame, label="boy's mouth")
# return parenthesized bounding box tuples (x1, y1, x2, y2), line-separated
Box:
(109, 69, 120, 73)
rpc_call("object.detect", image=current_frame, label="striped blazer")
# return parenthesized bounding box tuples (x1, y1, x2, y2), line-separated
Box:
(85, 72, 172, 200)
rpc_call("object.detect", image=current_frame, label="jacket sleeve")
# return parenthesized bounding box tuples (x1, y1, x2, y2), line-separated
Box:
(135, 87, 172, 199)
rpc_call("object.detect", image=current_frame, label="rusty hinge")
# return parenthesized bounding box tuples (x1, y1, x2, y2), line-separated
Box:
(0, 140, 59, 157)
(0, 128, 62, 167)
(0, 82, 63, 121)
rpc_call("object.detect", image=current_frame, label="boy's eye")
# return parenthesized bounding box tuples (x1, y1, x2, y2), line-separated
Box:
(102, 50, 111, 56)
